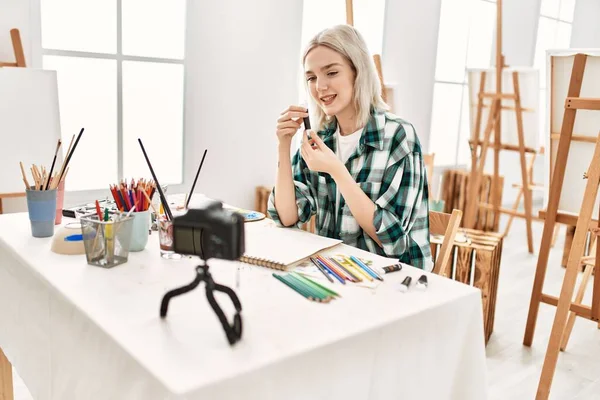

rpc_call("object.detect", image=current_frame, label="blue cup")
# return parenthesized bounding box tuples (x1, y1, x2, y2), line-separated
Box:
(26, 188, 58, 238)
(129, 210, 150, 251)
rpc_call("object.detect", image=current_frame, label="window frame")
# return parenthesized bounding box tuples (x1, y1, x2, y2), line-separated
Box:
(40, 0, 187, 192)
(430, 0, 497, 167)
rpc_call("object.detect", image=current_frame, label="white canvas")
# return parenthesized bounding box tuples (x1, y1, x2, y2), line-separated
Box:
(545, 50, 600, 221)
(0, 68, 62, 193)
(468, 67, 540, 150)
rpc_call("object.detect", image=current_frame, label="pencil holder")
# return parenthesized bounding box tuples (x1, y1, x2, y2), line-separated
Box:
(55, 180, 65, 225)
(26, 188, 58, 238)
(129, 210, 150, 252)
(80, 215, 134, 268)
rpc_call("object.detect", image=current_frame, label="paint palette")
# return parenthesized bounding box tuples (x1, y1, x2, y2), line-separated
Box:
(228, 208, 266, 222)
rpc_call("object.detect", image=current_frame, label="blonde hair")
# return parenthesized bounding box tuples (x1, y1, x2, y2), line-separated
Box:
(302, 24, 388, 132)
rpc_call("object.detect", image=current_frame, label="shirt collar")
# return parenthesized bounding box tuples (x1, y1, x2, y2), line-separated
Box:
(319, 108, 386, 151)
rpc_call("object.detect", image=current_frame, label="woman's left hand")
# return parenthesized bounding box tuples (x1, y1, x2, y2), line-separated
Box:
(300, 130, 342, 175)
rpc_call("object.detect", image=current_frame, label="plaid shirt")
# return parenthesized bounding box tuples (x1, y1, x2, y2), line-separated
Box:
(268, 109, 432, 270)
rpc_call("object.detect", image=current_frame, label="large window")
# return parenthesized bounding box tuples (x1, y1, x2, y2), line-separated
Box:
(429, 0, 496, 166)
(534, 0, 575, 143)
(41, 0, 186, 191)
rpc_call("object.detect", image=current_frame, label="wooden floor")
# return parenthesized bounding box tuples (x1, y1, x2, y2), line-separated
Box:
(10, 216, 600, 399)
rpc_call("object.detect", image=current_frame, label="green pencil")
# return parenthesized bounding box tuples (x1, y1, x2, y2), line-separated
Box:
(288, 273, 332, 300)
(273, 273, 312, 300)
(292, 272, 341, 298)
(286, 274, 329, 302)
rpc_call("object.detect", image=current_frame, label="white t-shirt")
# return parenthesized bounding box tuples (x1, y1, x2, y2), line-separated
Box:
(335, 126, 363, 221)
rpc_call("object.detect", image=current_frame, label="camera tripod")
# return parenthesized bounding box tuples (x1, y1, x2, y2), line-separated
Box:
(160, 261, 243, 346)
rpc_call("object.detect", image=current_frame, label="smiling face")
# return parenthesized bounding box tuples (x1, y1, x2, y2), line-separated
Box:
(304, 45, 356, 121)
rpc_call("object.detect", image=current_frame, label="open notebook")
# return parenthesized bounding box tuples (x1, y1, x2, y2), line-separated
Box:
(240, 226, 342, 270)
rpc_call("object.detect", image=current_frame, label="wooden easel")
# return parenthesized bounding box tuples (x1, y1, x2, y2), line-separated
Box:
(464, 0, 536, 253)
(522, 53, 600, 400)
(345, 0, 392, 111)
(0, 29, 26, 68)
(0, 29, 27, 215)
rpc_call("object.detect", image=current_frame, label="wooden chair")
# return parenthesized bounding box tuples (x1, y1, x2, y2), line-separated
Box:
(0, 28, 26, 68)
(430, 209, 463, 277)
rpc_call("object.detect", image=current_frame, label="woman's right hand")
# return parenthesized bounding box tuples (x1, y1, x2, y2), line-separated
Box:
(276, 105, 309, 144)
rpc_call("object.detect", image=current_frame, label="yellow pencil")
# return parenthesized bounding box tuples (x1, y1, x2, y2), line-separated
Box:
(340, 256, 373, 282)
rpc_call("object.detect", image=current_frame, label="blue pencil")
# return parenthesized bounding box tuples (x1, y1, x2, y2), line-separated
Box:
(309, 256, 334, 283)
(349, 255, 384, 281)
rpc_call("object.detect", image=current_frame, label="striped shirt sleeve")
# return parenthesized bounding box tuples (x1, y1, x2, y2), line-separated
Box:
(267, 150, 317, 227)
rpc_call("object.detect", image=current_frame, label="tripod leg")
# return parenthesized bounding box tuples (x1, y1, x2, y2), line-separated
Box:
(160, 273, 202, 318)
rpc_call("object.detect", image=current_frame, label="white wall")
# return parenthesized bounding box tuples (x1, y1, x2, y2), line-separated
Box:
(381, 0, 441, 153)
(571, 0, 600, 47)
(183, 0, 303, 210)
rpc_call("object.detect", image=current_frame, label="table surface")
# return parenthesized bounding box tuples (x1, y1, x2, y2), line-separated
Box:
(0, 211, 485, 398)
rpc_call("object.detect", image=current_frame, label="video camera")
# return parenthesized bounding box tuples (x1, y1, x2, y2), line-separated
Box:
(172, 199, 245, 260)
(159, 200, 245, 346)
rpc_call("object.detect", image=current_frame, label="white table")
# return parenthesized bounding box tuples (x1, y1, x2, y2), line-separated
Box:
(0, 212, 488, 400)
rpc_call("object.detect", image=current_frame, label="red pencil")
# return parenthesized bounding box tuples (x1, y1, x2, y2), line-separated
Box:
(95, 200, 103, 220)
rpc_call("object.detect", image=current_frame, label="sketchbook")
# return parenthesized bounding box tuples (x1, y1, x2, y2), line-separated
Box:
(240, 226, 342, 270)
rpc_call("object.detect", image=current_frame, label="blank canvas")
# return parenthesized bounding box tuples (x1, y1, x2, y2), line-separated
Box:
(545, 50, 600, 221)
(0, 68, 62, 194)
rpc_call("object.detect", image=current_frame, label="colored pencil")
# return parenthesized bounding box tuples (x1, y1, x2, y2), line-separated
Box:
(316, 255, 353, 282)
(324, 256, 361, 282)
(292, 272, 340, 298)
(313, 257, 346, 284)
(336, 256, 372, 282)
(309, 256, 334, 283)
(349, 255, 384, 281)
(288, 273, 331, 300)
(286, 273, 329, 302)
(273, 274, 312, 300)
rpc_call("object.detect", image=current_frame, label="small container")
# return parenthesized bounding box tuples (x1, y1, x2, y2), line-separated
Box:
(158, 217, 181, 260)
(55, 180, 66, 225)
(26, 187, 58, 238)
(128, 210, 150, 252)
(80, 215, 134, 268)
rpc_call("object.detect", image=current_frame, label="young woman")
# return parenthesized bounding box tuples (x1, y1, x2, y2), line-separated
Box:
(268, 25, 432, 270)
